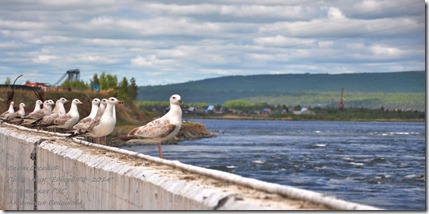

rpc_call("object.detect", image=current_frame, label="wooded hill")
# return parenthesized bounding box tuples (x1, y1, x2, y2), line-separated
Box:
(138, 71, 425, 110)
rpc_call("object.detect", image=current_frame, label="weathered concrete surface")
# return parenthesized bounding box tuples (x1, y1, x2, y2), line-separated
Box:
(0, 126, 40, 210)
(0, 124, 379, 210)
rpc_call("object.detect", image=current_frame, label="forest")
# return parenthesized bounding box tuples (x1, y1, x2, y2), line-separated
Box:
(138, 71, 425, 111)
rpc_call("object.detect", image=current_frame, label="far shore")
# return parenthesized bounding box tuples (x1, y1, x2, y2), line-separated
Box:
(183, 114, 425, 123)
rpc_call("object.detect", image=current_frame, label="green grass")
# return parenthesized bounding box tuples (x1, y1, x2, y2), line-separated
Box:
(245, 91, 425, 111)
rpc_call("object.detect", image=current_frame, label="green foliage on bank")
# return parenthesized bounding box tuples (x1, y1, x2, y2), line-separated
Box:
(137, 71, 425, 111)
(59, 72, 138, 102)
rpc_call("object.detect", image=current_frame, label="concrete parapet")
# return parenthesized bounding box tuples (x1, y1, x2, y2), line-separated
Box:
(0, 123, 380, 210)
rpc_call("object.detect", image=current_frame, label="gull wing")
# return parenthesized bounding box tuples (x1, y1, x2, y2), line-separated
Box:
(128, 119, 176, 139)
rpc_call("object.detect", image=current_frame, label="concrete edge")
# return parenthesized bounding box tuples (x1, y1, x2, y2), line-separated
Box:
(2, 122, 381, 210)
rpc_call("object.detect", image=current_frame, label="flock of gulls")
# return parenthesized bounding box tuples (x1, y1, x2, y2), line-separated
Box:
(0, 94, 183, 158)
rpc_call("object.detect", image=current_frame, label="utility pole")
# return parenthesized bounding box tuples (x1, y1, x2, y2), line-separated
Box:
(338, 87, 344, 110)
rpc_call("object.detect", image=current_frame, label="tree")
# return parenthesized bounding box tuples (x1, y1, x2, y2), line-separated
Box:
(118, 77, 129, 99)
(293, 105, 302, 111)
(91, 73, 100, 86)
(223, 100, 253, 110)
(106, 74, 118, 89)
(4, 77, 11, 85)
(99, 72, 107, 90)
(129, 77, 138, 100)
(60, 80, 89, 90)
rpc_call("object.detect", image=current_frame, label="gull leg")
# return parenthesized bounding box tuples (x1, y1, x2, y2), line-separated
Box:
(157, 144, 164, 159)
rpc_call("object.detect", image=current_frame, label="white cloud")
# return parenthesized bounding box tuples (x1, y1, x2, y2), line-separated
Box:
(254, 35, 315, 47)
(0, 0, 424, 86)
(144, 3, 319, 21)
(370, 45, 403, 58)
(0, 18, 47, 30)
(32, 55, 59, 63)
(130, 55, 175, 68)
(326, 7, 346, 19)
(131, 55, 155, 67)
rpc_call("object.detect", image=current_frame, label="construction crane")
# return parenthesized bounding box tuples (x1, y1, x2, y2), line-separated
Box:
(54, 69, 80, 86)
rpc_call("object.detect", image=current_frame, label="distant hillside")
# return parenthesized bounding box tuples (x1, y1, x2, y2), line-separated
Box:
(138, 71, 425, 105)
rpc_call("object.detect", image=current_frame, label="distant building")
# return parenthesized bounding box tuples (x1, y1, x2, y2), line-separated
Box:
(293, 107, 316, 115)
(206, 105, 215, 113)
(187, 106, 196, 113)
(261, 107, 272, 115)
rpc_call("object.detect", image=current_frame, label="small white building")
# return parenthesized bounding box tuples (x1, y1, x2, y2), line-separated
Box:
(293, 107, 316, 115)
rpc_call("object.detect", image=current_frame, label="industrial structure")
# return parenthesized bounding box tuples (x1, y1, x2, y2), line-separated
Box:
(54, 69, 80, 86)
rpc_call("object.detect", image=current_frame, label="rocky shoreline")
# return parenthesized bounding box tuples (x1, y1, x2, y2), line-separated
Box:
(172, 122, 215, 143)
(111, 122, 215, 147)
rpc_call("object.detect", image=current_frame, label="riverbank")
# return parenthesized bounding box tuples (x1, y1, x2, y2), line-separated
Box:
(109, 122, 215, 147)
(183, 109, 425, 123)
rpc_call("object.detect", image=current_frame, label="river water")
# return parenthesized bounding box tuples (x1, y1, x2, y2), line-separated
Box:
(123, 119, 426, 210)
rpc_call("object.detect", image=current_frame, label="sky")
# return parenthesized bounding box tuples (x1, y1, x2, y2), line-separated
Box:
(0, 0, 425, 86)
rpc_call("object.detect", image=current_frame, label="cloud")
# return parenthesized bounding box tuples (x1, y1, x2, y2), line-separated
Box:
(253, 35, 315, 47)
(144, 3, 321, 22)
(32, 55, 59, 63)
(0, 0, 424, 86)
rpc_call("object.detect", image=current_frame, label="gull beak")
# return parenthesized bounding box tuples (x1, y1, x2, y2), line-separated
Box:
(179, 100, 183, 104)
(118, 100, 124, 105)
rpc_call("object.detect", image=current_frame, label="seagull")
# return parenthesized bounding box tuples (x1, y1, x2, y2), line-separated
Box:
(72, 98, 100, 131)
(122, 94, 183, 159)
(31, 100, 43, 114)
(4, 103, 26, 122)
(0, 101, 15, 120)
(22, 100, 54, 126)
(48, 98, 82, 129)
(36, 98, 68, 128)
(71, 98, 106, 143)
(53, 97, 68, 116)
(69, 97, 122, 144)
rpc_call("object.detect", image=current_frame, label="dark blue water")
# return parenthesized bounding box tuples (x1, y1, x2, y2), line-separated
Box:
(123, 119, 426, 210)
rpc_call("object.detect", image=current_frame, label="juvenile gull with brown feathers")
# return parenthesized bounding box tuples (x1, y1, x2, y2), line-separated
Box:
(122, 94, 183, 159)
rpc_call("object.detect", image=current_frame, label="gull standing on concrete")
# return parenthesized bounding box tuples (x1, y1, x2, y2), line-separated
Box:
(36, 97, 68, 128)
(69, 97, 121, 144)
(73, 98, 100, 131)
(72, 98, 107, 135)
(4, 103, 26, 124)
(22, 100, 54, 126)
(122, 94, 183, 159)
(0, 101, 14, 120)
(5, 103, 26, 121)
(48, 99, 83, 129)
(31, 100, 43, 113)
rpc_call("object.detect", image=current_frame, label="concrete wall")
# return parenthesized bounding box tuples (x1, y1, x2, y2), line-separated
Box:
(0, 127, 38, 210)
(0, 124, 380, 210)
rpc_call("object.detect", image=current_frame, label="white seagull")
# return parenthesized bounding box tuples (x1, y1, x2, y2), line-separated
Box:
(23, 100, 54, 125)
(69, 97, 121, 144)
(123, 94, 183, 159)
(73, 98, 100, 130)
(31, 100, 43, 113)
(48, 98, 82, 129)
(4, 103, 26, 122)
(37, 98, 69, 127)
(0, 101, 15, 119)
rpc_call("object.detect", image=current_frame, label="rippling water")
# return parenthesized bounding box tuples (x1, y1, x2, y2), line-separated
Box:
(123, 119, 426, 210)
